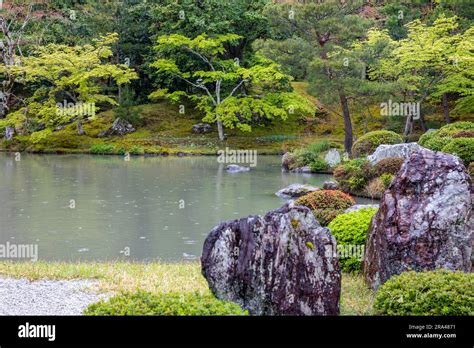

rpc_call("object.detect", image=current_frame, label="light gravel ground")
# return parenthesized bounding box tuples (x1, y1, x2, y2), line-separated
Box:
(0, 277, 109, 315)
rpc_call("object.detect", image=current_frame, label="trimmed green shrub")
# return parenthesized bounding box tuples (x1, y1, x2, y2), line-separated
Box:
(419, 122, 474, 159)
(84, 291, 248, 316)
(309, 158, 328, 172)
(351, 130, 403, 158)
(327, 207, 378, 273)
(441, 138, 474, 164)
(374, 271, 474, 316)
(287, 140, 331, 171)
(333, 158, 375, 193)
(129, 145, 145, 155)
(90, 144, 115, 154)
(374, 157, 405, 176)
(294, 190, 355, 226)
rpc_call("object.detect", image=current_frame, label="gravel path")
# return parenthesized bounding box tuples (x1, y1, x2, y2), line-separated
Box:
(0, 277, 109, 315)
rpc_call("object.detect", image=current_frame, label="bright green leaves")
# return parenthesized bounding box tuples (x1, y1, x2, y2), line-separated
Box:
(150, 33, 315, 137)
(3, 33, 138, 129)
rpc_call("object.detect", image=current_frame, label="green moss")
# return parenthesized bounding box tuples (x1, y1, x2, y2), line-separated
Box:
(291, 218, 300, 229)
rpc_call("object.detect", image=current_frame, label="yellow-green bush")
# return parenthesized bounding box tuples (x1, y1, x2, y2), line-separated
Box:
(327, 207, 378, 273)
(374, 271, 474, 316)
(84, 290, 247, 316)
(351, 130, 403, 158)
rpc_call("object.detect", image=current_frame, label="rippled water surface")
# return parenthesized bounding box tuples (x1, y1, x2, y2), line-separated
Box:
(0, 153, 372, 261)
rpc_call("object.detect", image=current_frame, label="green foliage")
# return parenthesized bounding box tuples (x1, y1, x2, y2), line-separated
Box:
(468, 162, 474, 179)
(328, 208, 378, 273)
(129, 145, 145, 155)
(90, 144, 115, 154)
(441, 138, 474, 164)
(419, 122, 474, 162)
(2, 33, 138, 131)
(351, 130, 403, 158)
(333, 158, 375, 193)
(150, 33, 315, 139)
(309, 158, 328, 172)
(380, 173, 395, 189)
(374, 157, 405, 176)
(294, 190, 355, 226)
(84, 290, 247, 316)
(287, 140, 331, 171)
(374, 271, 474, 316)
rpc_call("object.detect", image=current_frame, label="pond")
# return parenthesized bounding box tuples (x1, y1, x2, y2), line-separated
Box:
(0, 153, 375, 262)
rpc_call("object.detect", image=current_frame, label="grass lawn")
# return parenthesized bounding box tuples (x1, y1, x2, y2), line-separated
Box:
(0, 261, 375, 315)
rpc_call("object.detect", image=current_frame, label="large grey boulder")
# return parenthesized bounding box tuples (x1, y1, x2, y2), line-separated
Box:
(201, 204, 341, 316)
(324, 148, 341, 167)
(364, 148, 472, 290)
(4, 126, 14, 140)
(367, 142, 424, 165)
(275, 183, 319, 199)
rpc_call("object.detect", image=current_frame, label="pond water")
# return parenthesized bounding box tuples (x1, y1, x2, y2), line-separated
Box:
(0, 153, 375, 262)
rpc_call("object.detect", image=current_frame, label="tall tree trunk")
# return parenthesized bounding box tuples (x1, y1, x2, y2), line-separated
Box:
(418, 113, 427, 132)
(442, 93, 451, 124)
(217, 119, 224, 141)
(339, 92, 353, 154)
(404, 114, 413, 138)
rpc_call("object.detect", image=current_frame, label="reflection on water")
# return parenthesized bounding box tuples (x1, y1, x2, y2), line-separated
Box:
(0, 153, 375, 261)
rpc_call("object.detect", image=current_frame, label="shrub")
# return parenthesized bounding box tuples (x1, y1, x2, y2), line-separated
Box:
(380, 173, 394, 189)
(327, 207, 378, 273)
(374, 271, 474, 316)
(84, 291, 248, 316)
(441, 138, 474, 164)
(294, 190, 355, 226)
(90, 144, 115, 154)
(129, 145, 145, 155)
(351, 130, 403, 158)
(333, 158, 375, 193)
(419, 122, 474, 155)
(374, 157, 404, 176)
(366, 178, 385, 198)
(469, 162, 474, 179)
(288, 140, 331, 170)
(309, 158, 328, 172)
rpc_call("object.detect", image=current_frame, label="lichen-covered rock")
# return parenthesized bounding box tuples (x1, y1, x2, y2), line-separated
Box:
(281, 152, 297, 172)
(324, 148, 341, 167)
(192, 123, 212, 134)
(275, 184, 319, 199)
(364, 148, 473, 290)
(345, 204, 379, 213)
(104, 118, 135, 136)
(367, 142, 423, 165)
(201, 204, 341, 316)
(323, 181, 339, 190)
